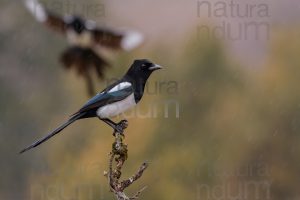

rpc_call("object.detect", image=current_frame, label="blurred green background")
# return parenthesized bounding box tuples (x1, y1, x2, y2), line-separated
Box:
(1, 0, 300, 199)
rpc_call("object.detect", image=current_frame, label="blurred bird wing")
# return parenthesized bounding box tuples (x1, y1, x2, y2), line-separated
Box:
(24, 0, 67, 34)
(24, 0, 47, 22)
(45, 13, 68, 34)
(92, 27, 144, 51)
(92, 27, 123, 49)
(24, 0, 143, 48)
(75, 82, 133, 114)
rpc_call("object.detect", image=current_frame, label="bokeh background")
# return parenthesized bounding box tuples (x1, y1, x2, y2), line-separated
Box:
(1, 0, 300, 199)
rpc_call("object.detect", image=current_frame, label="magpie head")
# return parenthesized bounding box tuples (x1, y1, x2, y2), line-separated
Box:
(68, 16, 85, 34)
(125, 59, 162, 83)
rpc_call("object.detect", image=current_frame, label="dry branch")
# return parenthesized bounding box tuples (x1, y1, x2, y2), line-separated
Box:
(104, 120, 149, 200)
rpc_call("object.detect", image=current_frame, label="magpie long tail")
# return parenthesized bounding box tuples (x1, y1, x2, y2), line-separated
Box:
(19, 113, 85, 154)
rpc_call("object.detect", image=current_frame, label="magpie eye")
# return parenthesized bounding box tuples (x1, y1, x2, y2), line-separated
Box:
(141, 63, 149, 69)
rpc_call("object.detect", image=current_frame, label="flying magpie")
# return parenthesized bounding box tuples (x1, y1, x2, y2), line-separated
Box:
(20, 59, 162, 154)
(24, 0, 144, 96)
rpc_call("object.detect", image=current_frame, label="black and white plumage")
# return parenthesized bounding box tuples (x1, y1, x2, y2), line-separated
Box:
(24, 0, 144, 96)
(20, 59, 162, 154)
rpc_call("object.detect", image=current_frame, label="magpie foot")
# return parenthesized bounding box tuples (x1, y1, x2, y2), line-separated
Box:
(114, 120, 128, 136)
(100, 118, 128, 135)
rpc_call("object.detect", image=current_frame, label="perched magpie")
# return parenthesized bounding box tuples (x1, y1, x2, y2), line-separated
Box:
(24, 0, 144, 96)
(20, 59, 162, 154)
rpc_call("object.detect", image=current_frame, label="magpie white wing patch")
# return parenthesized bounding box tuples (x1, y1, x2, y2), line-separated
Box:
(85, 20, 97, 30)
(24, 0, 47, 22)
(108, 82, 132, 93)
(121, 31, 144, 51)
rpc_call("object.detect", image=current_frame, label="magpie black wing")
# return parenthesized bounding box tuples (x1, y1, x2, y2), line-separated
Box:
(91, 27, 144, 51)
(24, 0, 67, 34)
(44, 12, 67, 34)
(92, 28, 124, 49)
(72, 81, 133, 115)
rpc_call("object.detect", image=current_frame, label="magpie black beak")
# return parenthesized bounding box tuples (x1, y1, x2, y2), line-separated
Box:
(149, 64, 163, 71)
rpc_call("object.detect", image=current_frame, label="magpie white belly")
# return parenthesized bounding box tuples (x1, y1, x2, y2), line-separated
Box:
(96, 94, 136, 118)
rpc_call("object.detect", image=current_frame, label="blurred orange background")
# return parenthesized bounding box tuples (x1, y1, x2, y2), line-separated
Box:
(1, 0, 300, 199)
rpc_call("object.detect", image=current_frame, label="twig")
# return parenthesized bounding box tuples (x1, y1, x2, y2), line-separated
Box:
(130, 186, 148, 200)
(121, 162, 148, 189)
(104, 120, 149, 200)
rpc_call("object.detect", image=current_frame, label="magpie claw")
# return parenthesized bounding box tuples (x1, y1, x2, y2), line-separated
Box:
(113, 120, 128, 135)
